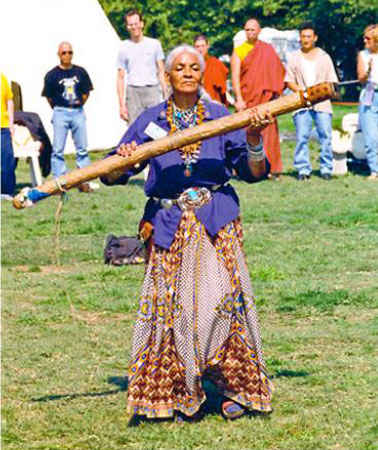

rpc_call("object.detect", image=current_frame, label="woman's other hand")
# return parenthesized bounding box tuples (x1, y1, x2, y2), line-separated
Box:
(117, 141, 137, 158)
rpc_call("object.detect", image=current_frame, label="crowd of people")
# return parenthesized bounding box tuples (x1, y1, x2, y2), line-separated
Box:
(1, 9, 377, 424)
(1, 15, 377, 200)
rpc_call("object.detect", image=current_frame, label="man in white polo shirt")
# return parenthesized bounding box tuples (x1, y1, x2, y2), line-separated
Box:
(116, 9, 168, 124)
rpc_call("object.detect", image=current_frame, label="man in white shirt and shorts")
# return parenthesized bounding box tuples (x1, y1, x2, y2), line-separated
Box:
(116, 10, 168, 125)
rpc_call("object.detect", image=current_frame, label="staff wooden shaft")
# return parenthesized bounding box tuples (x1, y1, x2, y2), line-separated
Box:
(13, 82, 335, 209)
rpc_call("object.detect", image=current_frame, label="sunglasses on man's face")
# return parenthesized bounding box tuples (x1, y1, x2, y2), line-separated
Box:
(61, 51, 73, 55)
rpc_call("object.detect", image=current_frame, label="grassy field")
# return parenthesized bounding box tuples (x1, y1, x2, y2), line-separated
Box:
(2, 106, 378, 449)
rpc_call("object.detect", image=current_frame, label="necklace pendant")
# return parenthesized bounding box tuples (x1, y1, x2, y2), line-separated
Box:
(184, 164, 192, 177)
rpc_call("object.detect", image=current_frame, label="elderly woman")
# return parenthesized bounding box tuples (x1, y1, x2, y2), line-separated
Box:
(102, 45, 273, 421)
(357, 24, 378, 180)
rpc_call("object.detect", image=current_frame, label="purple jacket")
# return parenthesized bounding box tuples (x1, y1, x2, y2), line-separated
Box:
(102, 100, 268, 249)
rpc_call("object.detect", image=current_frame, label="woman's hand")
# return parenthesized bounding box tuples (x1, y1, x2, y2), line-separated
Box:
(117, 141, 137, 158)
(235, 97, 247, 111)
(246, 108, 273, 144)
(105, 141, 139, 183)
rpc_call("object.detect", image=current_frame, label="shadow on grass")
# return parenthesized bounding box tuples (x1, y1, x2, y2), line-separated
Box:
(282, 168, 337, 180)
(31, 373, 284, 423)
(31, 375, 128, 402)
(273, 369, 310, 378)
(128, 178, 145, 188)
(347, 156, 370, 177)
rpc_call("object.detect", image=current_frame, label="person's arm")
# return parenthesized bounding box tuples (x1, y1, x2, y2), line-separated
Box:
(284, 56, 301, 92)
(157, 59, 168, 99)
(81, 70, 93, 106)
(42, 74, 55, 108)
(7, 99, 14, 135)
(117, 68, 128, 121)
(82, 93, 89, 105)
(357, 52, 371, 84)
(45, 98, 54, 108)
(231, 50, 246, 111)
(245, 109, 272, 179)
(286, 81, 301, 92)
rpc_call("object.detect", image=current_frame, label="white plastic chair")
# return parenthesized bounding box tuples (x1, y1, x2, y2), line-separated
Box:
(12, 124, 43, 186)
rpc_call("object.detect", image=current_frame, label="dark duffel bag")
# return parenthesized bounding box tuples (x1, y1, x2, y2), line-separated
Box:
(104, 234, 146, 266)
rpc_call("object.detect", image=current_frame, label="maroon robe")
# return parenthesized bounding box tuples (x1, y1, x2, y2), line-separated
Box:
(240, 40, 285, 174)
(203, 56, 228, 105)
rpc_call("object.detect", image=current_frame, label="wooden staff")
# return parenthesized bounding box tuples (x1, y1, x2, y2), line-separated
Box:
(13, 82, 336, 209)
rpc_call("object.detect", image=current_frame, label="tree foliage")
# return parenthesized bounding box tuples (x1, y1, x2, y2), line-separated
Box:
(99, 0, 377, 83)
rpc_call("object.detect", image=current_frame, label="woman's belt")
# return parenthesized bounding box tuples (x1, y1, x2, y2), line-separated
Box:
(152, 184, 226, 211)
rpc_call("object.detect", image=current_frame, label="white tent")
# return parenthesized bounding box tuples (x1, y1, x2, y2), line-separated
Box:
(0, 0, 125, 152)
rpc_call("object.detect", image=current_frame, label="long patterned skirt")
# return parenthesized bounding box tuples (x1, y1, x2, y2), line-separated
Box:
(127, 210, 273, 418)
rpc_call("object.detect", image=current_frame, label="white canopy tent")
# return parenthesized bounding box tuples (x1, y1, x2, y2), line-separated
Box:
(0, 0, 125, 152)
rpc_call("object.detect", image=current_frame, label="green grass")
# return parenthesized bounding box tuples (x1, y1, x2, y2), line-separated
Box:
(2, 106, 378, 449)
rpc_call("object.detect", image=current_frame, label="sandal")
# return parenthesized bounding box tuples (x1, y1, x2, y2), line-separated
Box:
(175, 410, 204, 424)
(221, 400, 246, 420)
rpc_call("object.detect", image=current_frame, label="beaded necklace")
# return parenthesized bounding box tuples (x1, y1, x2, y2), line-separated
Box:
(166, 97, 205, 177)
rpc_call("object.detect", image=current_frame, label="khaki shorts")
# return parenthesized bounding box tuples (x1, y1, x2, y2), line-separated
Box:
(126, 85, 163, 124)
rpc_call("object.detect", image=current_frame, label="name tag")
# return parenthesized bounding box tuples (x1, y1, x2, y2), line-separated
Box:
(144, 122, 168, 140)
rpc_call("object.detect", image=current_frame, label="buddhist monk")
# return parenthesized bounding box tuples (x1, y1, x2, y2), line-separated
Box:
(194, 34, 229, 105)
(231, 18, 285, 179)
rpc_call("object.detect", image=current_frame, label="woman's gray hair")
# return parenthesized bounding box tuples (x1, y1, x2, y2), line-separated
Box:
(165, 44, 205, 74)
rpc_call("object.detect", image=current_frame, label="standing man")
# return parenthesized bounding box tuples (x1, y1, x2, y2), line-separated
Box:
(285, 22, 338, 180)
(231, 18, 285, 180)
(117, 9, 167, 124)
(42, 42, 94, 192)
(194, 34, 229, 105)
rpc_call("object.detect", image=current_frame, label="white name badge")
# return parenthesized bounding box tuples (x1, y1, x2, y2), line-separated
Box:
(144, 122, 168, 140)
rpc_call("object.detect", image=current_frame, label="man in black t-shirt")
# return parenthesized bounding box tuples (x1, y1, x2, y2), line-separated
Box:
(42, 42, 94, 191)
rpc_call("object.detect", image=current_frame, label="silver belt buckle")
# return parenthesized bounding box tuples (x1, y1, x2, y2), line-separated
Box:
(177, 187, 211, 211)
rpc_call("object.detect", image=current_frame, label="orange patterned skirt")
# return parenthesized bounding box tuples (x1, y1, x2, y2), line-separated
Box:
(127, 210, 273, 418)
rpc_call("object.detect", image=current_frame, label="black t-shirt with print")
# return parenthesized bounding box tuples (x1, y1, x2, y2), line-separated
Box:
(42, 65, 93, 108)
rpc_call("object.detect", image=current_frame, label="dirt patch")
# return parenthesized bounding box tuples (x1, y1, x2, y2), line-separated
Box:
(69, 305, 134, 324)
(14, 265, 75, 274)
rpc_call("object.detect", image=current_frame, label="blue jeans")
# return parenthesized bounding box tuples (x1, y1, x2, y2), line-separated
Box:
(359, 91, 378, 174)
(293, 110, 333, 176)
(1, 128, 16, 195)
(51, 107, 90, 177)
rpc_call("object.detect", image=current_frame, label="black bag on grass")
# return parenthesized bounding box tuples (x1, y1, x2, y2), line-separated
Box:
(104, 234, 146, 266)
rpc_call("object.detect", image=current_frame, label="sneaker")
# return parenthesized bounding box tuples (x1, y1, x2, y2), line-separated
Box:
(298, 174, 310, 181)
(320, 173, 332, 180)
(78, 182, 94, 193)
(88, 181, 100, 190)
(268, 173, 282, 181)
(1, 194, 14, 201)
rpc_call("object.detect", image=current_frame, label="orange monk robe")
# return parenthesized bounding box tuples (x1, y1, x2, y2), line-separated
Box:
(240, 40, 285, 174)
(203, 55, 229, 105)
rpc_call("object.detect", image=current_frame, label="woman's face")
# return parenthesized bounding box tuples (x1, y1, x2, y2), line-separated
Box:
(364, 30, 378, 52)
(168, 52, 202, 95)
